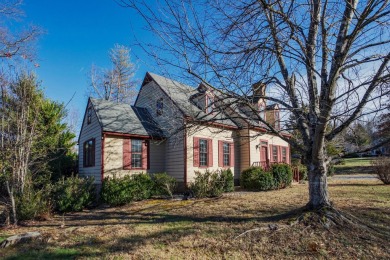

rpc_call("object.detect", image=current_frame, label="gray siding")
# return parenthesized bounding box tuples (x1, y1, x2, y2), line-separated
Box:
(135, 81, 185, 181)
(79, 100, 102, 184)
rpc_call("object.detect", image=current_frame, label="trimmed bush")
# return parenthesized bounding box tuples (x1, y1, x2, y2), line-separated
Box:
(220, 168, 234, 192)
(240, 167, 276, 191)
(101, 173, 154, 206)
(52, 176, 95, 213)
(131, 173, 154, 201)
(371, 157, 390, 184)
(270, 164, 293, 189)
(240, 167, 265, 190)
(189, 170, 225, 198)
(253, 172, 275, 191)
(101, 175, 133, 206)
(151, 173, 177, 198)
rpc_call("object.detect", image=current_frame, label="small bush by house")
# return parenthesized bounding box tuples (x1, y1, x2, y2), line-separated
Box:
(151, 173, 177, 198)
(220, 168, 234, 192)
(101, 173, 155, 206)
(189, 169, 234, 198)
(270, 164, 293, 189)
(52, 176, 96, 213)
(240, 167, 275, 191)
(371, 157, 390, 184)
(254, 172, 275, 191)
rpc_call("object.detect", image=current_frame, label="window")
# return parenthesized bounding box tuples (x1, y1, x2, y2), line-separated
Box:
(87, 107, 92, 124)
(83, 138, 95, 167)
(282, 147, 288, 163)
(156, 98, 163, 116)
(223, 142, 230, 166)
(123, 139, 148, 170)
(131, 139, 143, 168)
(272, 145, 278, 162)
(258, 101, 266, 122)
(206, 95, 214, 113)
(274, 110, 280, 130)
(199, 139, 208, 166)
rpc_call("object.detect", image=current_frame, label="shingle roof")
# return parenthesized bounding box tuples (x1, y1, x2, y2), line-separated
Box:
(90, 98, 164, 138)
(147, 72, 237, 127)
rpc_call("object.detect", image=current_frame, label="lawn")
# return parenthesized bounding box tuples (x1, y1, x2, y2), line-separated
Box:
(334, 157, 375, 175)
(1, 179, 389, 259)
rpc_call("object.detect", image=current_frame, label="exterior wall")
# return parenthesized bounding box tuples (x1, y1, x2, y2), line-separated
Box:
(135, 81, 185, 182)
(248, 131, 289, 165)
(78, 101, 102, 184)
(186, 125, 236, 183)
(236, 128, 251, 176)
(103, 135, 166, 178)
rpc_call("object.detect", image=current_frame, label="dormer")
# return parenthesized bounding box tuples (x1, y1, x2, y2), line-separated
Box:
(266, 104, 280, 130)
(252, 81, 267, 124)
(192, 82, 215, 114)
(258, 99, 266, 123)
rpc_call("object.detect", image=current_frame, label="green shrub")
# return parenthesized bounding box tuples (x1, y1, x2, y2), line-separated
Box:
(131, 173, 154, 201)
(299, 165, 308, 181)
(16, 186, 51, 221)
(101, 175, 133, 206)
(240, 167, 276, 191)
(151, 173, 177, 198)
(52, 176, 95, 213)
(101, 173, 154, 206)
(270, 164, 293, 189)
(240, 167, 264, 190)
(220, 168, 234, 192)
(189, 170, 225, 198)
(253, 172, 275, 191)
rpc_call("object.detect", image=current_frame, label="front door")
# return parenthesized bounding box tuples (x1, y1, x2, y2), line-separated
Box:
(260, 146, 268, 169)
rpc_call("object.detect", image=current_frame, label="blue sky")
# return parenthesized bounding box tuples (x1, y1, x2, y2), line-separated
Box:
(22, 0, 154, 125)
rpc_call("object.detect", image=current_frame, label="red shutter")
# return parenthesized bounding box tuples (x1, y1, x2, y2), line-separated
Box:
(193, 137, 200, 167)
(218, 141, 223, 167)
(230, 142, 235, 167)
(287, 146, 290, 165)
(208, 139, 213, 167)
(123, 139, 131, 170)
(142, 140, 148, 170)
(278, 146, 281, 163)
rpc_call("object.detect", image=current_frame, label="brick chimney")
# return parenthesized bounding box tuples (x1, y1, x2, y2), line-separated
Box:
(252, 82, 266, 97)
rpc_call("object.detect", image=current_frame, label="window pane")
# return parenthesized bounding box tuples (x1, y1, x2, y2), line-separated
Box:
(132, 153, 142, 168)
(199, 139, 208, 166)
(273, 146, 278, 161)
(132, 139, 142, 153)
(223, 143, 230, 166)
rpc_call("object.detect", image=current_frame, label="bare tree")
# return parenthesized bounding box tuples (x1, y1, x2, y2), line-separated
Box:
(0, 0, 41, 61)
(88, 44, 138, 104)
(119, 0, 390, 211)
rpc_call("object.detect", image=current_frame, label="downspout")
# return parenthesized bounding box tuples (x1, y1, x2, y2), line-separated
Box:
(101, 133, 105, 183)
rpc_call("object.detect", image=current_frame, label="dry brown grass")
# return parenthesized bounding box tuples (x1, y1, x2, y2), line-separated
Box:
(1, 179, 389, 259)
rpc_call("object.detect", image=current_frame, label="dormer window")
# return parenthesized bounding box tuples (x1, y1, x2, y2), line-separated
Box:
(205, 94, 214, 114)
(258, 101, 266, 122)
(156, 98, 163, 116)
(274, 110, 280, 130)
(87, 107, 92, 124)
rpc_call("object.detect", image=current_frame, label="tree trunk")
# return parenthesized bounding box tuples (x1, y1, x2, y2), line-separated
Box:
(307, 160, 331, 209)
(6, 181, 17, 226)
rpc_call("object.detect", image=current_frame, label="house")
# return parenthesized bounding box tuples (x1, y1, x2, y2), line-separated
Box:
(78, 72, 291, 188)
